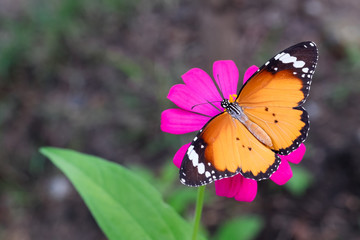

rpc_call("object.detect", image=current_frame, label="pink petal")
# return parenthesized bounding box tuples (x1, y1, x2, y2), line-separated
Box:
(270, 159, 293, 185)
(282, 144, 306, 164)
(234, 177, 257, 202)
(167, 84, 220, 117)
(213, 61, 239, 99)
(215, 176, 237, 198)
(243, 65, 259, 84)
(173, 143, 190, 168)
(160, 109, 209, 134)
(215, 174, 257, 202)
(181, 68, 223, 111)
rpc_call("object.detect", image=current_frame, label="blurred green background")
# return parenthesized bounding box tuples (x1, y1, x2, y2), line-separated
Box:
(1, 0, 360, 239)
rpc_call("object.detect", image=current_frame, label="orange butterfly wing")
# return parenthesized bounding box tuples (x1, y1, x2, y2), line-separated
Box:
(237, 41, 318, 154)
(179, 112, 280, 186)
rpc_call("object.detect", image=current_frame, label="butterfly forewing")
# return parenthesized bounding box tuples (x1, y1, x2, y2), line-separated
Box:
(237, 41, 318, 154)
(238, 41, 318, 107)
(180, 113, 240, 186)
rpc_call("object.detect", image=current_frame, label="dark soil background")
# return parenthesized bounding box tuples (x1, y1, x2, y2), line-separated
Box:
(1, 0, 360, 239)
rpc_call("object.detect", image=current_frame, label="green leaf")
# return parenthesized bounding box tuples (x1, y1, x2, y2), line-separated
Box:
(285, 166, 313, 196)
(215, 215, 264, 240)
(167, 188, 198, 214)
(40, 147, 202, 240)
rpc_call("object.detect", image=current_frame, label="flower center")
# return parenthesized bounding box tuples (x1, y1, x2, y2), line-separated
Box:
(228, 94, 237, 103)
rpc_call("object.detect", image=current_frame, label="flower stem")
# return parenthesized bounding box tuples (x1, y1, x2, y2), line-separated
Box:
(192, 185, 206, 240)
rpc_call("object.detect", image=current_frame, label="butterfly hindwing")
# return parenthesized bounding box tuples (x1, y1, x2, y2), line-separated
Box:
(237, 41, 318, 154)
(242, 106, 309, 154)
(179, 112, 281, 186)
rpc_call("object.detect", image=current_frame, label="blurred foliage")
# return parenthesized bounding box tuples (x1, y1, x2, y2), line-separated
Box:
(0, 0, 139, 78)
(345, 45, 360, 69)
(0, 0, 178, 173)
(328, 44, 360, 106)
(214, 215, 264, 240)
(129, 161, 201, 215)
(285, 166, 313, 197)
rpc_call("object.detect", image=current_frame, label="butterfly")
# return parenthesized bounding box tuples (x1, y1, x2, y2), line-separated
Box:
(180, 41, 318, 186)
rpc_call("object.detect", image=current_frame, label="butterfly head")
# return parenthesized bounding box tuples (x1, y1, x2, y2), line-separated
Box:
(221, 94, 238, 110)
(220, 99, 230, 109)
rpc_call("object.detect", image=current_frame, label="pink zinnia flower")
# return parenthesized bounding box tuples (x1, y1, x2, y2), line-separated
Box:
(161, 60, 306, 202)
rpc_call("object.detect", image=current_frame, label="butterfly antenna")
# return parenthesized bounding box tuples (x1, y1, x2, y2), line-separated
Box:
(191, 100, 222, 112)
(215, 74, 226, 100)
(191, 73, 226, 113)
(207, 100, 223, 112)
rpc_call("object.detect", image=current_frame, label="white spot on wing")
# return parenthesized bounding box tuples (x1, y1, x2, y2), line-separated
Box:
(294, 60, 305, 68)
(279, 53, 296, 64)
(302, 67, 309, 73)
(276, 52, 306, 69)
(274, 52, 285, 60)
(187, 145, 199, 167)
(198, 163, 205, 174)
(190, 151, 199, 166)
(188, 145, 194, 152)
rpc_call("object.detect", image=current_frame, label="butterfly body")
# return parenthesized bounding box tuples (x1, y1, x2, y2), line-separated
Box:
(221, 99, 273, 147)
(180, 41, 318, 187)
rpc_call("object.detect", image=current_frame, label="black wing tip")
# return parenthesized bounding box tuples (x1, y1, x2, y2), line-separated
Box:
(297, 41, 318, 105)
(298, 40, 316, 45)
(288, 41, 317, 49)
(282, 41, 318, 59)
